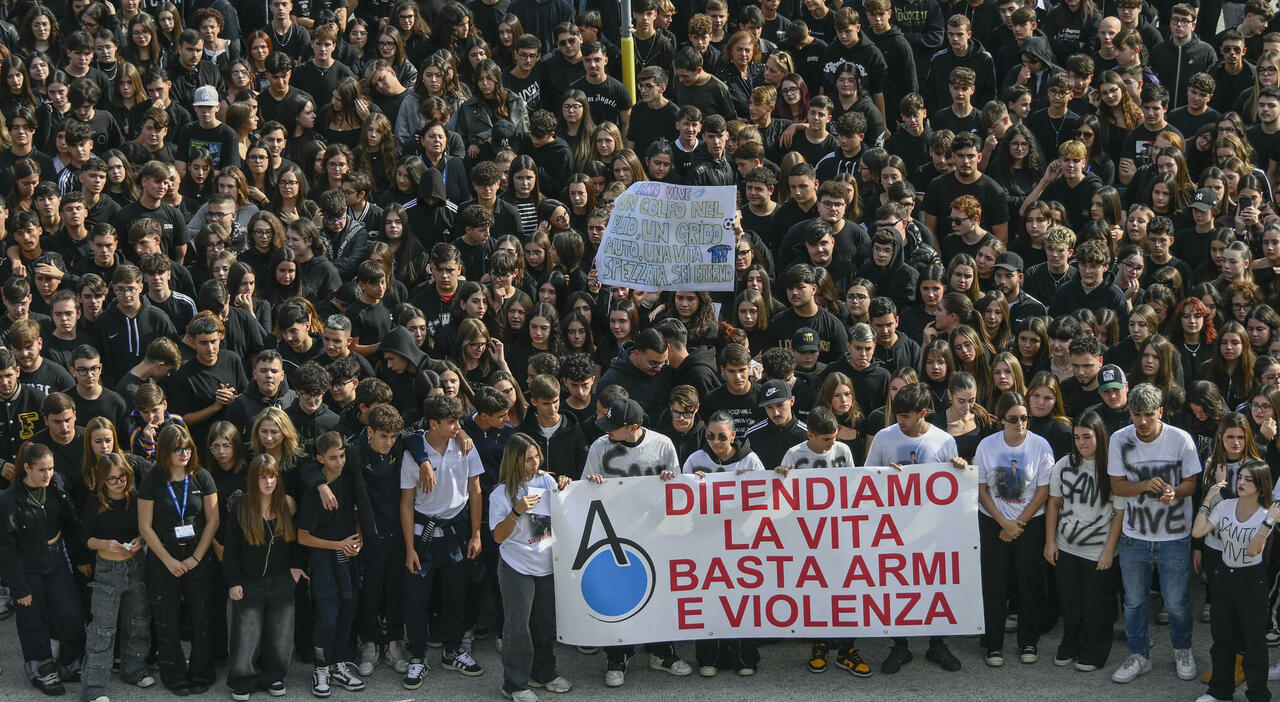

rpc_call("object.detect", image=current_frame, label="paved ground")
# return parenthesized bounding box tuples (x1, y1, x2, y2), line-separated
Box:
(0, 578, 1257, 702)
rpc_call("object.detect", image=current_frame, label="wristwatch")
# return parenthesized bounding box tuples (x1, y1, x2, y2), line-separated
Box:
(1265, 517, 1276, 529)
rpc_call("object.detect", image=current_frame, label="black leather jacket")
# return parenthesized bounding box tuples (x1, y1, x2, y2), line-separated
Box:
(0, 481, 86, 599)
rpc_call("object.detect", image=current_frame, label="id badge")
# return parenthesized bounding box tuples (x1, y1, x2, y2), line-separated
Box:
(174, 524, 196, 541)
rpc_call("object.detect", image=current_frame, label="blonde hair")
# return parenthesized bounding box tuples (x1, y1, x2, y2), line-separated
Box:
(251, 407, 305, 472)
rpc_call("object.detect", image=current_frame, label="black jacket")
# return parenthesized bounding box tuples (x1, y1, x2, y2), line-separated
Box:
(0, 481, 86, 598)
(225, 384, 299, 435)
(744, 416, 808, 470)
(1149, 35, 1217, 110)
(221, 505, 302, 587)
(597, 344, 673, 421)
(518, 408, 589, 479)
(926, 38, 998, 109)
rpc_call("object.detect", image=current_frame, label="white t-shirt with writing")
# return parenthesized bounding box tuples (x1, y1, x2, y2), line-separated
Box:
(399, 437, 484, 520)
(1107, 423, 1202, 542)
(864, 423, 959, 466)
(1207, 498, 1266, 568)
(781, 441, 855, 470)
(1049, 456, 1127, 561)
(582, 430, 680, 478)
(975, 431, 1053, 523)
(488, 472, 557, 577)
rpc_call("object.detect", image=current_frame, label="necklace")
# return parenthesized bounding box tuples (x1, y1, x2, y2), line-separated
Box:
(1184, 342, 1201, 355)
(27, 484, 46, 510)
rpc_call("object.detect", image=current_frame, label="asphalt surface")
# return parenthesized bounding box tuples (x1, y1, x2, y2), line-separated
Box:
(0, 577, 1253, 702)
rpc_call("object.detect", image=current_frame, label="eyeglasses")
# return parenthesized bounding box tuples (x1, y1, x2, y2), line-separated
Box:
(279, 179, 299, 186)
(558, 37, 578, 45)
(466, 342, 488, 351)
(1004, 414, 1030, 424)
(670, 408, 696, 419)
(1008, 141, 1030, 149)
(248, 153, 267, 161)
(735, 248, 752, 257)
(1170, 16, 1192, 24)
(1261, 66, 1278, 75)
(949, 216, 969, 225)
(1264, 374, 1280, 383)
(131, 30, 150, 38)
(175, 446, 195, 454)
(104, 475, 128, 485)
(1121, 260, 1144, 271)
(1253, 402, 1274, 411)
(705, 432, 731, 442)
(73, 365, 101, 375)
(645, 359, 666, 369)
(1222, 45, 1244, 53)
(1233, 302, 1253, 310)
(378, 41, 396, 47)
(207, 210, 233, 219)
(819, 200, 846, 208)
(846, 292, 869, 301)
(781, 86, 800, 94)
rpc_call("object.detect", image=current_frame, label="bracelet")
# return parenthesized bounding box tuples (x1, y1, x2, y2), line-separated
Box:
(192, 555, 201, 563)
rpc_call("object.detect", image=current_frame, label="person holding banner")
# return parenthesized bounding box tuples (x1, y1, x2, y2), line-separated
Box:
(583, 398, 694, 687)
(974, 391, 1054, 668)
(491, 433, 574, 702)
(864, 383, 967, 673)
(680, 410, 765, 677)
(1192, 459, 1275, 702)
(1044, 410, 1124, 673)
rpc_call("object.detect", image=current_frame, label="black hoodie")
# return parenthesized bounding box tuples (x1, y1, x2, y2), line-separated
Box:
(670, 346, 723, 400)
(925, 37, 998, 109)
(820, 33, 889, 97)
(868, 26, 919, 127)
(1001, 36, 1063, 112)
(655, 409, 706, 466)
(597, 342, 673, 421)
(856, 231, 918, 309)
(378, 327, 432, 423)
(518, 408, 589, 479)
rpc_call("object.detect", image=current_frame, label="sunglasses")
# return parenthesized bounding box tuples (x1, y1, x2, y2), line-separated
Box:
(705, 432, 731, 442)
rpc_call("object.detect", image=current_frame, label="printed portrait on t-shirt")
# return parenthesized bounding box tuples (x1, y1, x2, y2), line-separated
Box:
(994, 456, 1031, 501)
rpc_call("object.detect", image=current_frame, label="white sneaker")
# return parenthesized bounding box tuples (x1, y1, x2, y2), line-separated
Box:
(358, 641, 378, 676)
(232, 693, 250, 702)
(533, 676, 572, 693)
(1174, 649, 1196, 681)
(89, 697, 110, 702)
(1269, 659, 1280, 680)
(698, 665, 717, 677)
(604, 668, 625, 687)
(502, 689, 539, 702)
(331, 661, 367, 691)
(649, 654, 693, 675)
(387, 640, 409, 674)
(1111, 653, 1152, 683)
(311, 666, 331, 698)
(1195, 695, 1229, 702)
(1200, 604, 1211, 623)
(135, 675, 156, 688)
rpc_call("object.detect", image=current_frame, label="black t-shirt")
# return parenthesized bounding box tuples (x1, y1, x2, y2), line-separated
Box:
(699, 383, 765, 434)
(764, 307, 850, 364)
(176, 121, 241, 170)
(138, 468, 218, 557)
(504, 69, 542, 112)
(20, 360, 73, 397)
(166, 354, 248, 445)
(452, 236, 498, 282)
(298, 467, 361, 542)
(1121, 123, 1182, 168)
(345, 298, 393, 346)
(1246, 124, 1280, 169)
(629, 101, 680, 150)
(72, 387, 130, 439)
(570, 75, 633, 127)
(930, 106, 984, 137)
(923, 173, 1010, 239)
(790, 131, 839, 167)
(290, 61, 355, 114)
(111, 201, 190, 258)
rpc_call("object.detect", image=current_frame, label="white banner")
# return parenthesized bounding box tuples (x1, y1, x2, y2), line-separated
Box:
(593, 182, 737, 292)
(551, 464, 983, 646)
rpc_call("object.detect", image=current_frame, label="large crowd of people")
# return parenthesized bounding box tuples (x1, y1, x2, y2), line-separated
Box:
(0, 0, 1277, 700)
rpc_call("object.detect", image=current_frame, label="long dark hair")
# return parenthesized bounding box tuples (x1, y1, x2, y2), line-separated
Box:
(1070, 410, 1111, 501)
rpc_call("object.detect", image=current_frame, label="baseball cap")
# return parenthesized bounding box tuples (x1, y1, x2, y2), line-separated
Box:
(792, 327, 819, 353)
(597, 398, 645, 432)
(1189, 187, 1219, 211)
(1098, 364, 1126, 391)
(994, 251, 1024, 273)
(760, 379, 793, 406)
(192, 85, 219, 107)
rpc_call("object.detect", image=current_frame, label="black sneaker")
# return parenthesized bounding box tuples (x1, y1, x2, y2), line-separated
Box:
(926, 640, 962, 671)
(881, 646, 913, 674)
(808, 643, 830, 673)
(442, 649, 484, 676)
(32, 662, 65, 696)
(402, 659, 427, 690)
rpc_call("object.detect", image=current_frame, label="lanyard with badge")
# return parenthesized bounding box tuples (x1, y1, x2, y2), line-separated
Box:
(168, 476, 195, 542)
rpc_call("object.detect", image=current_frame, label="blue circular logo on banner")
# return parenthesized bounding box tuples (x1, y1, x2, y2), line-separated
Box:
(580, 542, 654, 621)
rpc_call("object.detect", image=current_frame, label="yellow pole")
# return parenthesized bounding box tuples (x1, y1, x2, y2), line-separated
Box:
(621, 37, 636, 104)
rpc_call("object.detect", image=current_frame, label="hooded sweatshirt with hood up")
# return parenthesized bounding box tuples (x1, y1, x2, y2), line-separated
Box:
(1001, 36, 1063, 112)
(856, 231, 918, 309)
(379, 326, 432, 424)
(681, 437, 766, 474)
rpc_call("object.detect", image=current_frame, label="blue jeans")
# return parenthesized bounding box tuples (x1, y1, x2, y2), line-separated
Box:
(81, 555, 150, 702)
(1119, 535, 1193, 656)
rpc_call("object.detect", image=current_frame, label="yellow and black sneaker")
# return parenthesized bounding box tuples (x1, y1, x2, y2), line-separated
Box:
(835, 647, 873, 678)
(808, 643, 830, 673)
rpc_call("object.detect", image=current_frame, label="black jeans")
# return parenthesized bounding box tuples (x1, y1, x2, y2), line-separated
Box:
(606, 642, 678, 667)
(404, 552, 470, 657)
(1209, 563, 1271, 702)
(146, 553, 215, 689)
(1055, 550, 1115, 667)
(695, 639, 760, 669)
(357, 534, 404, 646)
(980, 513, 1045, 653)
(16, 540, 84, 675)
